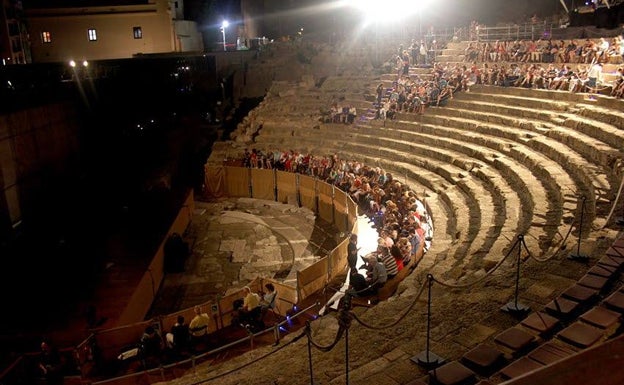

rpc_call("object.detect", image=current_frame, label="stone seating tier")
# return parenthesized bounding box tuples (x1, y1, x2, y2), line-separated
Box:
(422, 103, 609, 203)
(203, 35, 624, 380)
(254, 129, 523, 267)
(252, 105, 600, 260)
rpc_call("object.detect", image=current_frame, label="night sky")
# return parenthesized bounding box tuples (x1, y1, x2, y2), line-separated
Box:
(22, 0, 567, 26)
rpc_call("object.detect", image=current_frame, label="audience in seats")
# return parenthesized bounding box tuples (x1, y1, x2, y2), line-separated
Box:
(38, 340, 64, 385)
(376, 238, 400, 278)
(166, 315, 190, 354)
(237, 286, 262, 327)
(139, 325, 164, 368)
(189, 305, 210, 345)
(364, 255, 387, 295)
(259, 283, 277, 313)
(349, 268, 369, 296)
(237, 150, 434, 284)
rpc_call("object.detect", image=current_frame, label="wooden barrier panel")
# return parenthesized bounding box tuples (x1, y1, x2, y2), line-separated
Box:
(204, 165, 227, 199)
(333, 188, 348, 232)
(328, 238, 349, 280)
(276, 170, 297, 204)
(225, 166, 250, 197)
(347, 198, 358, 229)
(94, 321, 152, 363)
(251, 168, 275, 201)
(0, 168, 359, 385)
(299, 175, 317, 212)
(297, 257, 329, 301)
(317, 182, 333, 223)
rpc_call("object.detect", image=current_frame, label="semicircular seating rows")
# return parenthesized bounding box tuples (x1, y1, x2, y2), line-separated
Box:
(208, 37, 624, 384)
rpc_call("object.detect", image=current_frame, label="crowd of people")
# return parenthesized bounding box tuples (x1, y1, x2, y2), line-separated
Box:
(459, 37, 624, 97)
(240, 149, 433, 298)
(374, 35, 624, 121)
(464, 37, 624, 66)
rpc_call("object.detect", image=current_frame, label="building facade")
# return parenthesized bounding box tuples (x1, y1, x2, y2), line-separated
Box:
(24, 0, 203, 63)
(0, 0, 30, 64)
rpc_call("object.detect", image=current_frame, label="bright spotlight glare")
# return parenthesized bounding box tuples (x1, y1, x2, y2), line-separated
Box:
(69, 60, 76, 67)
(344, 0, 422, 22)
(82, 60, 88, 67)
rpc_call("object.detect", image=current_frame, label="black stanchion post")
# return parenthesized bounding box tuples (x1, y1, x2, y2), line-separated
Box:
(343, 290, 352, 385)
(501, 235, 530, 315)
(411, 274, 445, 369)
(274, 168, 278, 202)
(568, 196, 590, 263)
(306, 322, 314, 385)
(345, 326, 349, 385)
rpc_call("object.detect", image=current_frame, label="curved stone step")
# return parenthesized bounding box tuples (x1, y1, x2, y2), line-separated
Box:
(422, 106, 609, 207)
(457, 88, 572, 112)
(442, 94, 615, 209)
(411, 109, 598, 210)
(253, 134, 476, 264)
(559, 112, 624, 160)
(354, 120, 563, 234)
(364, 121, 560, 256)
(256, 127, 524, 273)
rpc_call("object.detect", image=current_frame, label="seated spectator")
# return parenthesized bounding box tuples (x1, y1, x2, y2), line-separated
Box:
(166, 315, 190, 354)
(341, 106, 350, 123)
(139, 325, 164, 367)
(189, 305, 210, 345)
(347, 105, 357, 124)
(38, 340, 64, 385)
(238, 286, 261, 326)
(364, 256, 387, 295)
(349, 268, 369, 296)
(563, 40, 578, 63)
(259, 283, 277, 312)
(377, 239, 399, 278)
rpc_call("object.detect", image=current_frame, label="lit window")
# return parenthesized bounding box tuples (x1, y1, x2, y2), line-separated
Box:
(88, 29, 97, 41)
(133, 27, 142, 39)
(42, 31, 51, 43)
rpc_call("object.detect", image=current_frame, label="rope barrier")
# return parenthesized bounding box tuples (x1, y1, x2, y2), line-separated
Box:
(350, 278, 428, 330)
(602, 173, 624, 229)
(429, 235, 520, 289)
(187, 328, 308, 384)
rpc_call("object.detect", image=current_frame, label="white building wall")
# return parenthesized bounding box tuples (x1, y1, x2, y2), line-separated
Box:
(25, 0, 202, 63)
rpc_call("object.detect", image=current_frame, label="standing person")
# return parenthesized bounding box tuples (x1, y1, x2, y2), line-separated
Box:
(587, 62, 603, 97)
(347, 234, 359, 273)
(376, 83, 384, 105)
(419, 40, 428, 66)
(38, 340, 63, 385)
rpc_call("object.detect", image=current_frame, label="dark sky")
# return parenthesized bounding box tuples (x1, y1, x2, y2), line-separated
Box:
(22, 0, 570, 33)
(23, 0, 566, 24)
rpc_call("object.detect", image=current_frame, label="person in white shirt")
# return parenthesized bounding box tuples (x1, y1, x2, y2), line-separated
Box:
(587, 62, 603, 94)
